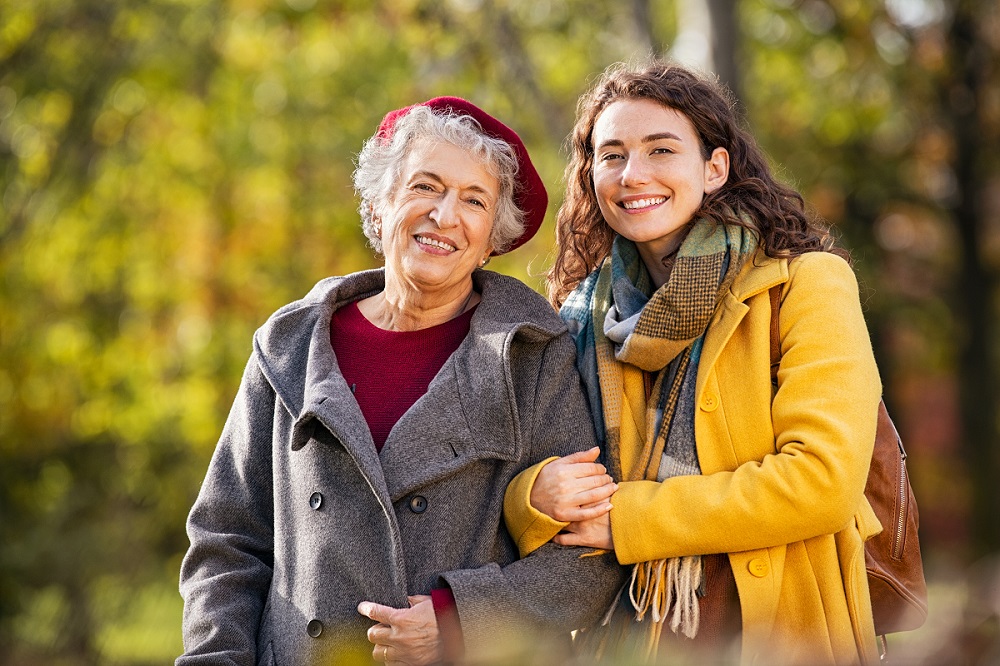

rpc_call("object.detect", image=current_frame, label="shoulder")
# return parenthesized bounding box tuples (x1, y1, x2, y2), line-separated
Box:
(257, 270, 384, 345)
(782, 251, 860, 305)
(787, 251, 856, 283)
(474, 270, 566, 339)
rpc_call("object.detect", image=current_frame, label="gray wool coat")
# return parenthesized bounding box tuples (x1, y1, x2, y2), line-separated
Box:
(177, 268, 627, 665)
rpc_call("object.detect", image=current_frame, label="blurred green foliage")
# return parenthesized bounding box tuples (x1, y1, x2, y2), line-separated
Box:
(2, 0, 997, 663)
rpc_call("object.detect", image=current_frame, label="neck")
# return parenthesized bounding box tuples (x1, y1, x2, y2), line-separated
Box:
(357, 273, 479, 332)
(636, 242, 682, 289)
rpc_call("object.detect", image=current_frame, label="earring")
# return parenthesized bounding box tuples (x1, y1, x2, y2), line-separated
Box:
(373, 219, 381, 238)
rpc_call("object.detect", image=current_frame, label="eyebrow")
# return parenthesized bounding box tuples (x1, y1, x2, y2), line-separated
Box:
(409, 170, 495, 197)
(596, 132, 683, 150)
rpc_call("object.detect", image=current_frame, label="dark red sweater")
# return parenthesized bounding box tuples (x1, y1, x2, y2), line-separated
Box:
(329, 301, 476, 452)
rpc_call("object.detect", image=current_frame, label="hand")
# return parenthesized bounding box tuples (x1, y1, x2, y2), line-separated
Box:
(358, 595, 441, 666)
(531, 447, 617, 522)
(552, 511, 614, 550)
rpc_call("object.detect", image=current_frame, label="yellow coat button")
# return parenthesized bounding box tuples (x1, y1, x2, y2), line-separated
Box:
(748, 558, 769, 577)
(700, 393, 719, 412)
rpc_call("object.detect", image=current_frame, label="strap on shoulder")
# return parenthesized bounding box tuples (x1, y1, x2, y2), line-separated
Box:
(769, 285, 781, 385)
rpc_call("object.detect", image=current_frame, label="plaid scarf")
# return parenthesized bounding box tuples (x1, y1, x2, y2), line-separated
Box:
(561, 220, 756, 658)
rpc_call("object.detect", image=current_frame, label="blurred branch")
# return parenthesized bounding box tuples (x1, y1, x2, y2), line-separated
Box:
(629, 0, 662, 55)
(481, 0, 570, 145)
(706, 0, 742, 105)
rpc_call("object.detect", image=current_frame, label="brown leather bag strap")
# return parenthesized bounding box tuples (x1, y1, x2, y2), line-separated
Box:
(769, 285, 782, 385)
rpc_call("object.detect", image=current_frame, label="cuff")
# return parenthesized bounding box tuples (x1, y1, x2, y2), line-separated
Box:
(502, 457, 569, 558)
(431, 586, 463, 664)
(609, 479, 666, 565)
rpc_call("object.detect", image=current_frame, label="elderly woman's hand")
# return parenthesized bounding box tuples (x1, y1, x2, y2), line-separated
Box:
(359, 595, 441, 665)
(530, 446, 617, 522)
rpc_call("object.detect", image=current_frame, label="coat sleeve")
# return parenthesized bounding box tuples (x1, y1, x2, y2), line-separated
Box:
(177, 354, 276, 665)
(502, 457, 567, 558)
(610, 253, 882, 563)
(440, 331, 628, 658)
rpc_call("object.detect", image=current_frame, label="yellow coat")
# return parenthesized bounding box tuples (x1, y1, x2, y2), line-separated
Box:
(505, 251, 884, 665)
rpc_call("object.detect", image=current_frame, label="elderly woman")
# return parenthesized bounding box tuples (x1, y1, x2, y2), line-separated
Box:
(177, 97, 625, 665)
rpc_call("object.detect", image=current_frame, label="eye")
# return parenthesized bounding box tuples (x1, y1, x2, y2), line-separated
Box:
(652, 147, 675, 155)
(467, 197, 486, 209)
(599, 152, 623, 162)
(412, 182, 436, 192)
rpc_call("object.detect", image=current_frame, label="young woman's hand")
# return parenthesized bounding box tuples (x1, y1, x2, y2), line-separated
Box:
(359, 595, 440, 665)
(553, 512, 614, 550)
(530, 446, 617, 522)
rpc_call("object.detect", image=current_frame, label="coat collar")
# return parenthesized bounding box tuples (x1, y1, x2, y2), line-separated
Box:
(697, 252, 788, 400)
(729, 251, 788, 302)
(252, 268, 565, 499)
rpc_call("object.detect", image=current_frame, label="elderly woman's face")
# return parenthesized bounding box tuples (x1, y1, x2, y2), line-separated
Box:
(381, 139, 498, 294)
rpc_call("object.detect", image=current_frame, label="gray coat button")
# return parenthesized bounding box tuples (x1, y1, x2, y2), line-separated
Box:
(408, 495, 428, 513)
(309, 492, 323, 510)
(306, 619, 323, 637)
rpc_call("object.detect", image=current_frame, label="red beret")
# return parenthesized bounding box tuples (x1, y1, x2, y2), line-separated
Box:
(375, 96, 547, 255)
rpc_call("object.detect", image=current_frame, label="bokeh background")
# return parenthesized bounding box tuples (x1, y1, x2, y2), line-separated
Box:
(2, 0, 998, 663)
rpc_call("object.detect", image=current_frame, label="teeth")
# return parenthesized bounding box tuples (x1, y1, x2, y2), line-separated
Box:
(622, 197, 666, 210)
(416, 235, 457, 251)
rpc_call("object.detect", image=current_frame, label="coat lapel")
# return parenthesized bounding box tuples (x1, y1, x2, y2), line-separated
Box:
(256, 268, 564, 506)
(379, 272, 563, 502)
(697, 254, 787, 400)
(255, 269, 392, 502)
(377, 345, 503, 503)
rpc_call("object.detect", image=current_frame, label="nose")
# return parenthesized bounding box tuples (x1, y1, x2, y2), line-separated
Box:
(620, 155, 650, 187)
(429, 190, 460, 228)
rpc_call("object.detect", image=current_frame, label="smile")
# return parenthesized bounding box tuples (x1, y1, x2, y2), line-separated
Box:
(415, 235, 457, 252)
(621, 197, 667, 210)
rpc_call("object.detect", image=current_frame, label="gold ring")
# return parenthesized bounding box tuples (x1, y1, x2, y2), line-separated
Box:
(383, 645, 389, 661)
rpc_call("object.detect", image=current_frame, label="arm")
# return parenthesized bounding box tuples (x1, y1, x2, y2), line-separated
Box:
(503, 449, 616, 557)
(444, 332, 629, 657)
(178, 356, 276, 665)
(610, 253, 882, 563)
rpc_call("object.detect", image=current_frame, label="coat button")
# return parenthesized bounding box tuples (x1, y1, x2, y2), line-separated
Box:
(309, 492, 323, 510)
(700, 393, 719, 412)
(409, 495, 428, 513)
(748, 558, 769, 578)
(306, 619, 324, 637)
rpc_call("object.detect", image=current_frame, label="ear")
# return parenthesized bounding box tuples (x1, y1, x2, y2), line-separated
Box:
(704, 147, 730, 195)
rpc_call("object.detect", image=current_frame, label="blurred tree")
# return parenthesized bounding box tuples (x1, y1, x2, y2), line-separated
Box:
(943, 0, 1000, 555)
(669, 0, 742, 103)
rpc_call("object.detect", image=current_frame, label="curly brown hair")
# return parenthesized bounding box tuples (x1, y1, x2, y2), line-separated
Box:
(549, 59, 845, 306)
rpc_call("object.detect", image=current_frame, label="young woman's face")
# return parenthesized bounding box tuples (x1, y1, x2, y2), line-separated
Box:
(380, 139, 497, 295)
(591, 98, 729, 259)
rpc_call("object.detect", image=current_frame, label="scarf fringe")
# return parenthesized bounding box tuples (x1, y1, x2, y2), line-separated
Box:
(614, 556, 703, 658)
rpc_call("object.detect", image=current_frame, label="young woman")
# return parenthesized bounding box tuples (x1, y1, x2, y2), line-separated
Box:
(504, 61, 884, 665)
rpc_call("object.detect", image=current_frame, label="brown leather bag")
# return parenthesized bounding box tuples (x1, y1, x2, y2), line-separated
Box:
(768, 285, 928, 636)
